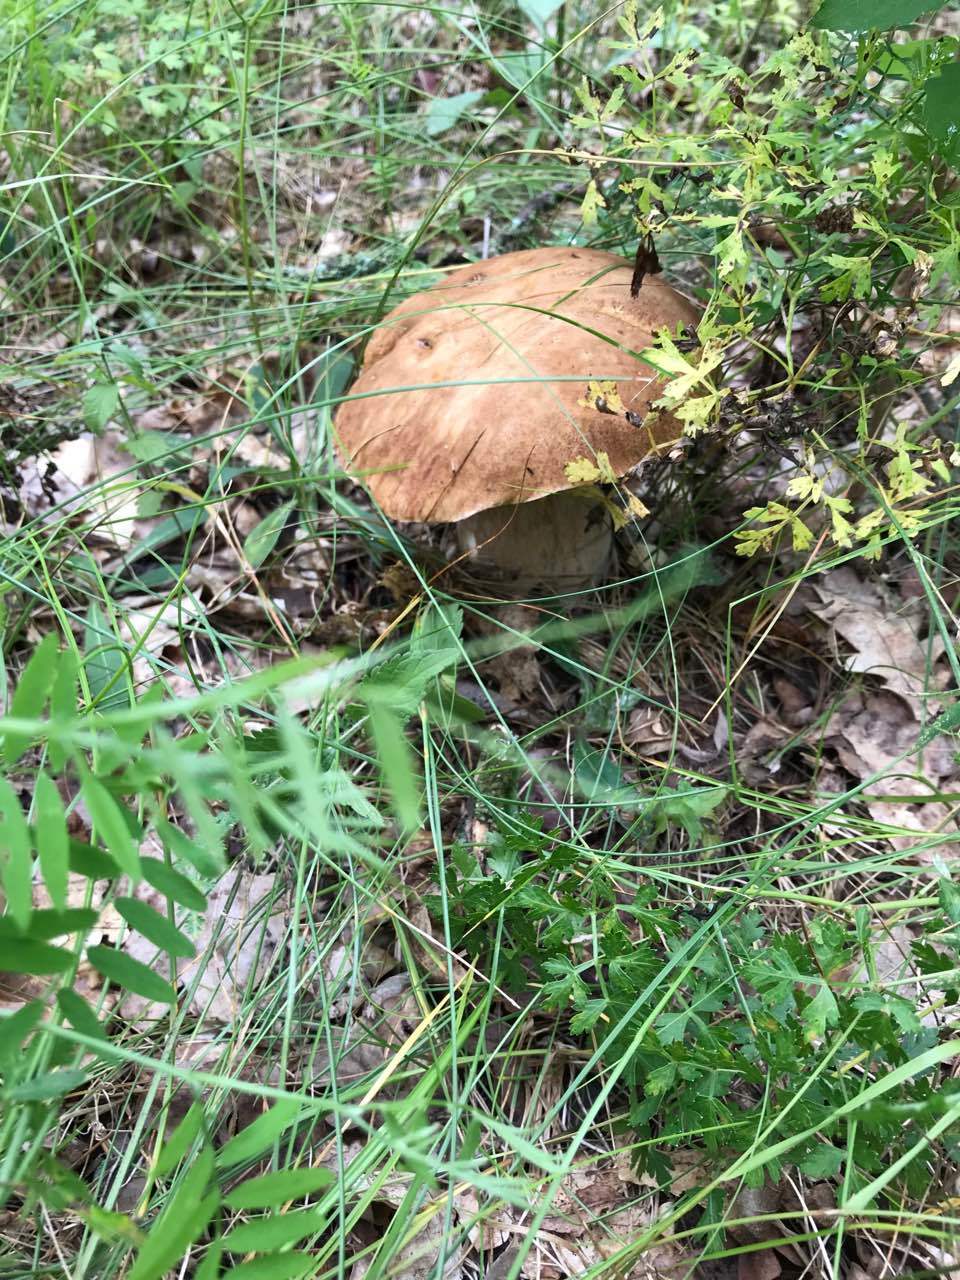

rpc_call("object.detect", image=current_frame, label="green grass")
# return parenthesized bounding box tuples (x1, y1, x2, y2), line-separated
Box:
(1, 1, 960, 1278)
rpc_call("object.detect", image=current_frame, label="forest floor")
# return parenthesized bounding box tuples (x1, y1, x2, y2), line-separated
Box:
(1, 4, 959, 1280)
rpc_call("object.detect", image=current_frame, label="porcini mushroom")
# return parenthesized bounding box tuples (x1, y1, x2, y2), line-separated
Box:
(335, 246, 698, 589)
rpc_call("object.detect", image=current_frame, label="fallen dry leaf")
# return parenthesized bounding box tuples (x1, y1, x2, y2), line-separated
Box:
(117, 867, 290, 1024)
(736, 716, 795, 787)
(824, 690, 959, 858)
(305, 975, 422, 1099)
(459, 1149, 693, 1280)
(49, 431, 147, 549)
(351, 1205, 463, 1280)
(625, 706, 682, 755)
(809, 567, 946, 713)
(772, 675, 812, 723)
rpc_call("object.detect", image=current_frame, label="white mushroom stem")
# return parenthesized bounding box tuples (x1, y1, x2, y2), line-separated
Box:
(455, 490, 612, 590)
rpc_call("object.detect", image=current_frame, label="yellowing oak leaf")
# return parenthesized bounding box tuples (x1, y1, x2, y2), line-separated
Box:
(565, 457, 602, 485)
(625, 492, 650, 519)
(675, 389, 726, 434)
(641, 332, 723, 408)
(790, 515, 814, 551)
(564, 451, 618, 487)
(578, 380, 626, 414)
(786, 471, 823, 503)
(826, 497, 854, 549)
(581, 180, 606, 226)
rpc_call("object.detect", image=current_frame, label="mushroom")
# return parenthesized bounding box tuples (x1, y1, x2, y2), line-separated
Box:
(335, 246, 699, 589)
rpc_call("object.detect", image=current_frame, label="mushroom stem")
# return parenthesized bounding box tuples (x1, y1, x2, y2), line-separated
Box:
(455, 490, 612, 591)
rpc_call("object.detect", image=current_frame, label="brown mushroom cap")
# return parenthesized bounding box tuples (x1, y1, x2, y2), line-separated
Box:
(335, 246, 699, 524)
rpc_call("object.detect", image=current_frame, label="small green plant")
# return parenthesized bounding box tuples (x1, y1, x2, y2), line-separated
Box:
(429, 804, 960, 1204)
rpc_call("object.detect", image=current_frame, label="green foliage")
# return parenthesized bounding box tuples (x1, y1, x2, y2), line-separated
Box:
(517, 0, 565, 34)
(82, 383, 120, 433)
(812, 0, 949, 31)
(425, 90, 485, 137)
(222, 1167, 335, 1210)
(923, 62, 960, 161)
(430, 818, 960, 1192)
(243, 502, 296, 569)
(2, 0, 960, 1276)
(575, 0, 960, 561)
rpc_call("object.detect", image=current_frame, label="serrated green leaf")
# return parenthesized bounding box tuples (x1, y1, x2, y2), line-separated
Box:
(854, 990, 923, 1033)
(359, 648, 458, 715)
(425, 90, 484, 137)
(569, 998, 608, 1034)
(116, 897, 195, 959)
(141, 857, 207, 911)
(216, 1100, 303, 1170)
(812, 0, 946, 30)
(223, 1167, 335, 1210)
(222, 1208, 327, 1252)
(78, 770, 141, 883)
(86, 945, 175, 1004)
(243, 500, 295, 569)
(799, 1144, 844, 1177)
(34, 771, 69, 911)
(802, 983, 840, 1041)
(648, 785, 728, 843)
(5, 632, 60, 763)
(82, 382, 119, 431)
(56, 989, 107, 1042)
(221, 1251, 314, 1279)
(0, 776, 33, 930)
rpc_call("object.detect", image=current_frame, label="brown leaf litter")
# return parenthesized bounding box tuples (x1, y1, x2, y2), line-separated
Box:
(458, 1151, 695, 1280)
(117, 866, 290, 1024)
(808, 566, 947, 712)
(802, 567, 959, 859)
